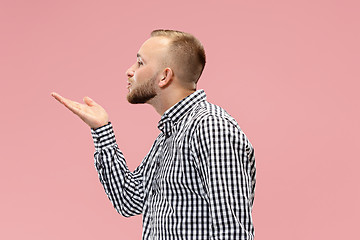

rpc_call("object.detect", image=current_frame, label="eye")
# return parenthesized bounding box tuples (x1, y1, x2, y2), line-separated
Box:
(137, 57, 144, 67)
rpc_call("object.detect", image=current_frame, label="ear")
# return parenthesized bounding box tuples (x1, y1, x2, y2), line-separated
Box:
(158, 68, 173, 88)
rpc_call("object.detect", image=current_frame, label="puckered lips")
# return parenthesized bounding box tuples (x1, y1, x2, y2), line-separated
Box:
(127, 79, 133, 90)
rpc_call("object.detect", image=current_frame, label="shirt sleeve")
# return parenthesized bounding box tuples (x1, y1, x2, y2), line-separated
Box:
(91, 122, 144, 217)
(192, 116, 256, 240)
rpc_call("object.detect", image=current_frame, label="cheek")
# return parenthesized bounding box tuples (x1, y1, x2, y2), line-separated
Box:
(134, 68, 144, 80)
(134, 67, 151, 83)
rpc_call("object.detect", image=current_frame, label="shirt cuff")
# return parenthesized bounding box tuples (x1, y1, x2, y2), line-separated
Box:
(91, 122, 117, 151)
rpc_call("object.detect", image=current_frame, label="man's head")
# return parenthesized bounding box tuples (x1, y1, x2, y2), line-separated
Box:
(126, 29, 206, 104)
(150, 30, 206, 86)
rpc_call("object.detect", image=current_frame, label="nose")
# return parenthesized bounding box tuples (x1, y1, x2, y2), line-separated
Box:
(126, 63, 136, 78)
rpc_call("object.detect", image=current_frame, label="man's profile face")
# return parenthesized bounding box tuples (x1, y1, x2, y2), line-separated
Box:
(126, 37, 170, 104)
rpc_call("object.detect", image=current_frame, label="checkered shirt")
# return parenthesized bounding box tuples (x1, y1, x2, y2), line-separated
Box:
(91, 89, 256, 239)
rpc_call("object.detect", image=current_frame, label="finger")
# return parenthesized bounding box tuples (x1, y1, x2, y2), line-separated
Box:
(83, 96, 96, 107)
(51, 92, 65, 104)
(51, 92, 70, 107)
(51, 92, 75, 107)
(51, 92, 83, 115)
(62, 98, 83, 115)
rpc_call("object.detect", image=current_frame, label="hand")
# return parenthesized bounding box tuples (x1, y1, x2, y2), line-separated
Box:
(51, 92, 109, 129)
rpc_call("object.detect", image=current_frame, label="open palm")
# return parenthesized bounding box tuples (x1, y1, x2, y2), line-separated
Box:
(51, 92, 109, 129)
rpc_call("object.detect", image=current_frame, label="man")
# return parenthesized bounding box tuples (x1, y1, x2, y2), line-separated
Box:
(51, 29, 256, 240)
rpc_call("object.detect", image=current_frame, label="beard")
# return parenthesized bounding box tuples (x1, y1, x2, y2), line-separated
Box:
(127, 76, 157, 104)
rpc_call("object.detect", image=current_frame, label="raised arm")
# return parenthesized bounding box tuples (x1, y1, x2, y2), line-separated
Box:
(51, 92, 144, 216)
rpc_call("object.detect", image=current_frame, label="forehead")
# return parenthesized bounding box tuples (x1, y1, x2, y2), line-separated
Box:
(138, 37, 171, 60)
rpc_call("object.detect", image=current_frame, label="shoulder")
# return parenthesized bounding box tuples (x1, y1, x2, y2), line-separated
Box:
(191, 100, 241, 132)
(188, 100, 254, 154)
(185, 100, 249, 147)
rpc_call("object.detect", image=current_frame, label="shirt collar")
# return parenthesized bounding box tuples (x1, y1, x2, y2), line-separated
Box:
(158, 89, 207, 135)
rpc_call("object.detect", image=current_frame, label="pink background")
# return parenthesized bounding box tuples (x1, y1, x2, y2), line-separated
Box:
(1, 0, 359, 239)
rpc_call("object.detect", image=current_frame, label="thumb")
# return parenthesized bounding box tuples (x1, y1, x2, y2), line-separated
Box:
(83, 96, 96, 106)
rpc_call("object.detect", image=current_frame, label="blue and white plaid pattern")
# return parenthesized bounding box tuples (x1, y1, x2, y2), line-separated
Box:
(91, 90, 256, 239)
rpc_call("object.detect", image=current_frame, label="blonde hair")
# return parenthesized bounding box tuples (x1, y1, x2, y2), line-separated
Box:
(151, 29, 206, 85)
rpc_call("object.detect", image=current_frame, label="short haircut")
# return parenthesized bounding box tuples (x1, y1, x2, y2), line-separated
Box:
(151, 29, 206, 85)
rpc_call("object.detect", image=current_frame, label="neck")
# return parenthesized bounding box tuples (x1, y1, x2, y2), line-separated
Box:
(148, 88, 196, 116)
